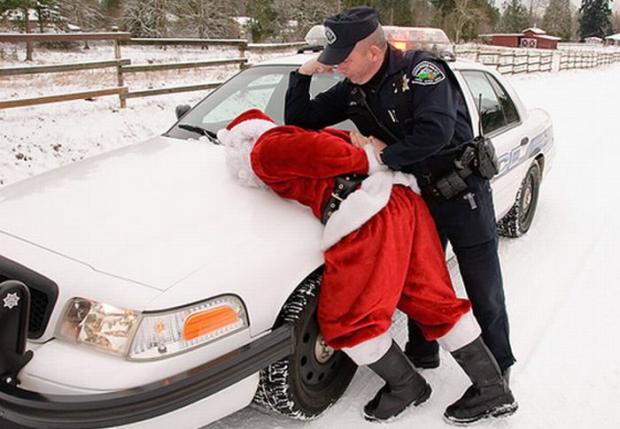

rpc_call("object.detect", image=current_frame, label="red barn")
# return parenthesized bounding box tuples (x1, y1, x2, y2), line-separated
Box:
(482, 28, 560, 50)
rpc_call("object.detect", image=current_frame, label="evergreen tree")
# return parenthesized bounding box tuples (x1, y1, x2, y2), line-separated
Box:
(579, 0, 613, 38)
(245, 0, 278, 42)
(33, 0, 62, 32)
(542, 0, 572, 40)
(499, 0, 529, 32)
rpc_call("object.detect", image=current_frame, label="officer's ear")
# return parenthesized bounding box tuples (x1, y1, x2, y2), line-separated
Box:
(368, 44, 383, 62)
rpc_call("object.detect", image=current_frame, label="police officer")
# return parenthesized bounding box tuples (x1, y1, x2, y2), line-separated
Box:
(285, 6, 516, 425)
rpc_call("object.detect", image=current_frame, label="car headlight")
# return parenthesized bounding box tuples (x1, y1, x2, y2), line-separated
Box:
(57, 295, 249, 360)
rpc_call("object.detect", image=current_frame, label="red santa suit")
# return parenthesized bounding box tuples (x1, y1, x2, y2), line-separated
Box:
(218, 109, 481, 365)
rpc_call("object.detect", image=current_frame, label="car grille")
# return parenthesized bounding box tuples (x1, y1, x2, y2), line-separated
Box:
(0, 255, 58, 339)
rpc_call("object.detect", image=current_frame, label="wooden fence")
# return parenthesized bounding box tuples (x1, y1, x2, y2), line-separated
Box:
(0, 32, 305, 110)
(455, 44, 620, 75)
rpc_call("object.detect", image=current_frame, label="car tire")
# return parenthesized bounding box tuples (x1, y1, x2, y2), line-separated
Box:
(253, 270, 357, 419)
(497, 161, 542, 238)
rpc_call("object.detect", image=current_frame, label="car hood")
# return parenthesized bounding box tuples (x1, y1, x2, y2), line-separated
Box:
(0, 136, 323, 291)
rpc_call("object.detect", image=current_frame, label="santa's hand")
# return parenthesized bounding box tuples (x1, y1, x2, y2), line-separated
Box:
(368, 136, 387, 165)
(350, 131, 371, 148)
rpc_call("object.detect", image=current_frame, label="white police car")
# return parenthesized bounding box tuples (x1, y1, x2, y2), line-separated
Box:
(0, 28, 554, 429)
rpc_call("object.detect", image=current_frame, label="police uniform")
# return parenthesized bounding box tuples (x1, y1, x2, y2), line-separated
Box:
(284, 12, 515, 372)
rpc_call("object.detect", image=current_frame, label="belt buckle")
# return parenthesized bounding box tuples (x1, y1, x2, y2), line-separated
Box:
(330, 192, 344, 202)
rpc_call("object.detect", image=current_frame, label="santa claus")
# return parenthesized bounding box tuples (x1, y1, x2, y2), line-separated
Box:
(217, 109, 516, 425)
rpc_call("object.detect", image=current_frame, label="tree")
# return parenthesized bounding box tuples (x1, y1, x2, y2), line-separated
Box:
(245, 0, 278, 42)
(499, 0, 529, 32)
(33, 0, 62, 32)
(614, 10, 620, 32)
(59, 0, 103, 31)
(579, 0, 613, 38)
(122, 0, 173, 37)
(0, 0, 35, 60)
(176, 0, 237, 38)
(542, 0, 572, 40)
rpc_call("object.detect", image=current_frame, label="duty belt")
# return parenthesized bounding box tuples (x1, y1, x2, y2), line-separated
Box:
(321, 174, 366, 224)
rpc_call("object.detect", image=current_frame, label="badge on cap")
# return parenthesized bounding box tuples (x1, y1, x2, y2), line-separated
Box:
(325, 27, 337, 45)
(411, 61, 445, 86)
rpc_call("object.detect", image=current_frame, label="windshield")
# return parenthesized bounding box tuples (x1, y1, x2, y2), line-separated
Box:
(167, 65, 356, 139)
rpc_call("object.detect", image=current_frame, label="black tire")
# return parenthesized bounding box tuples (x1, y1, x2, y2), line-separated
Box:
(497, 161, 542, 238)
(253, 270, 358, 419)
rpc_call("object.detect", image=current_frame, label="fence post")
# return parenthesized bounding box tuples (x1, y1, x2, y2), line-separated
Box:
(239, 40, 248, 70)
(113, 37, 126, 108)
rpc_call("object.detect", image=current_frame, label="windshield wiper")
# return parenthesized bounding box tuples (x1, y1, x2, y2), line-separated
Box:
(178, 124, 221, 144)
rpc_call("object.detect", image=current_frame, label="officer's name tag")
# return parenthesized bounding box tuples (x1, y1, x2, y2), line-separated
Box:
(411, 61, 445, 86)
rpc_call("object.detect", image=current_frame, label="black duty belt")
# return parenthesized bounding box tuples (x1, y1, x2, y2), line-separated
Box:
(321, 174, 366, 224)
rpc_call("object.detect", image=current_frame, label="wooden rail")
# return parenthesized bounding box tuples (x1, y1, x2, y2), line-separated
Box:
(121, 58, 246, 73)
(0, 32, 130, 42)
(0, 59, 131, 76)
(0, 87, 127, 109)
(126, 82, 222, 99)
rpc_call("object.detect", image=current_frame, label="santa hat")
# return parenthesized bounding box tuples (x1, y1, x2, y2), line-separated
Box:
(218, 109, 277, 189)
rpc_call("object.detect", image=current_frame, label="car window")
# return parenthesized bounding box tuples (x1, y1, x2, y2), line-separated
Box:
(172, 65, 354, 137)
(486, 75, 520, 125)
(461, 70, 518, 134)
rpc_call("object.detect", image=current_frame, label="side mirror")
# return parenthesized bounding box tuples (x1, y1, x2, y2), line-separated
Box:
(175, 104, 191, 120)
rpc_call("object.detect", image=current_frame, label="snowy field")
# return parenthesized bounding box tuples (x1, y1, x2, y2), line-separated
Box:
(1, 54, 620, 428)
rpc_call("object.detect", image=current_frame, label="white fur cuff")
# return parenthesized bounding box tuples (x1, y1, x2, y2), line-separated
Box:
(364, 144, 388, 175)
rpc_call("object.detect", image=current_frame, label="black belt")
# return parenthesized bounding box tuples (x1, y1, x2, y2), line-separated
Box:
(321, 174, 366, 224)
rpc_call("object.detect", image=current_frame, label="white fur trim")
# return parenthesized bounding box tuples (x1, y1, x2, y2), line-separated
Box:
(321, 170, 420, 250)
(364, 144, 388, 175)
(342, 330, 392, 366)
(437, 311, 482, 352)
(218, 119, 276, 189)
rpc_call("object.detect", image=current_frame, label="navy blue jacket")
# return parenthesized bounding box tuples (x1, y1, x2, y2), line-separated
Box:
(285, 45, 473, 178)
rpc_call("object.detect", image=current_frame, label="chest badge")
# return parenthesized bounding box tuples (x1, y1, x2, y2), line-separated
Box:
(401, 74, 410, 92)
(412, 61, 446, 86)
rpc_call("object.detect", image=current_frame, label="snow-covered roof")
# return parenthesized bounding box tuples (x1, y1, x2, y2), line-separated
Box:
(523, 27, 546, 35)
(535, 34, 561, 41)
(605, 33, 620, 41)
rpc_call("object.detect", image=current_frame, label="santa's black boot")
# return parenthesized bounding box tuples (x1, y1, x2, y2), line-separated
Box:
(363, 341, 432, 422)
(444, 336, 518, 425)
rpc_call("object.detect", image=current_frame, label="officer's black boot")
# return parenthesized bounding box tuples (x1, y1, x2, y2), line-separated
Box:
(404, 318, 440, 369)
(444, 336, 518, 425)
(363, 341, 432, 422)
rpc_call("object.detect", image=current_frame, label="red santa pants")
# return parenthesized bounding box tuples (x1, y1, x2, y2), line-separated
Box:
(251, 126, 472, 363)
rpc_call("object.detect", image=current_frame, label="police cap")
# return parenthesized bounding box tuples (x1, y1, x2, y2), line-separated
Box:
(318, 6, 379, 66)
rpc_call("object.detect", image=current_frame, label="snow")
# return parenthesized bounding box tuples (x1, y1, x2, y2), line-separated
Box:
(1, 46, 620, 428)
(210, 65, 620, 428)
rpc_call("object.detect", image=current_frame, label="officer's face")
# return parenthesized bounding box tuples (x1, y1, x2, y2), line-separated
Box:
(336, 43, 383, 84)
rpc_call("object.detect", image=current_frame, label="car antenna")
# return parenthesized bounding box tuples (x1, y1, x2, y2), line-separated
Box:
(477, 93, 484, 139)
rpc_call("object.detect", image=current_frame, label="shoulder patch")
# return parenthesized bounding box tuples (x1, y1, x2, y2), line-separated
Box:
(411, 61, 445, 86)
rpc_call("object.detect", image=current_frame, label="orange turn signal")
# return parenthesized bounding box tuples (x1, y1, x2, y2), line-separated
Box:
(183, 306, 239, 341)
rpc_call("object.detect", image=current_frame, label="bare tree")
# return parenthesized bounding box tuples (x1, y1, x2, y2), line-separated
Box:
(123, 0, 174, 37)
(176, 0, 237, 38)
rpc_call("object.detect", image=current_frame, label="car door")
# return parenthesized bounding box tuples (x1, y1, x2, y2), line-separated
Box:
(457, 69, 529, 218)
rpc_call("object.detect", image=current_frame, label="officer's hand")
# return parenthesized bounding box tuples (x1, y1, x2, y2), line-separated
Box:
(298, 57, 334, 76)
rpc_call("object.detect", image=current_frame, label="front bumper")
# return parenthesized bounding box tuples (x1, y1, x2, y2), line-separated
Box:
(0, 324, 293, 429)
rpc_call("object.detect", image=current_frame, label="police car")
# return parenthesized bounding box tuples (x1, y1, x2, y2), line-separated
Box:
(0, 27, 554, 429)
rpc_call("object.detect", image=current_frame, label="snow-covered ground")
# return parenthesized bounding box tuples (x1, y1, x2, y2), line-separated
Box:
(1, 52, 620, 428)
(210, 65, 620, 428)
